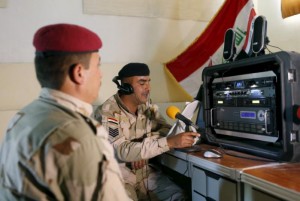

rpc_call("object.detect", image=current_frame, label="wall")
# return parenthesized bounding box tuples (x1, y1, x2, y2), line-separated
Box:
(0, 0, 215, 103)
(2, 0, 298, 104)
(255, 0, 300, 54)
(0, 0, 215, 140)
(1, 0, 300, 140)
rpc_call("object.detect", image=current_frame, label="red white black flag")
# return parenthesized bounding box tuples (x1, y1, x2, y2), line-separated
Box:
(165, 0, 256, 98)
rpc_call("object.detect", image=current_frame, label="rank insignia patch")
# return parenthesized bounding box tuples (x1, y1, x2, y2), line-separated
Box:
(107, 117, 119, 138)
(109, 127, 119, 138)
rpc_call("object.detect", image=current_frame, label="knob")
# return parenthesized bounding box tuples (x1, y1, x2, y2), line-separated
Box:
(293, 105, 300, 124)
(297, 107, 300, 119)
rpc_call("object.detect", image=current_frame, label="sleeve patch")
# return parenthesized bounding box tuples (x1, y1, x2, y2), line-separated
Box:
(108, 117, 119, 125)
(109, 127, 119, 138)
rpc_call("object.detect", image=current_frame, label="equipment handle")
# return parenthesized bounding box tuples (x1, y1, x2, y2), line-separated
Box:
(210, 108, 217, 127)
(264, 109, 272, 134)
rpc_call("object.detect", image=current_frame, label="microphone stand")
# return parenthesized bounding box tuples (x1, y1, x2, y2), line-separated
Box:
(185, 124, 190, 132)
(175, 123, 201, 153)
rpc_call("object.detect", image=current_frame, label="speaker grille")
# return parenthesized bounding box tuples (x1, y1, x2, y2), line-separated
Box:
(223, 28, 236, 61)
(252, 16, 267, 54)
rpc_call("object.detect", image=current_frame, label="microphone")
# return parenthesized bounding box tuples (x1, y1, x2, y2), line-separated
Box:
(166, 106, 199, 130)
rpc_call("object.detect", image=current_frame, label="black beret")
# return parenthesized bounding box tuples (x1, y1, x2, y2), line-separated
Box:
(118, 63, 150, 79)
(33, 23, 102, 54)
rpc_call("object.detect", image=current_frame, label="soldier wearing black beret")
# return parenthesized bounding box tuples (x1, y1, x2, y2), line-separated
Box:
(95, 63, 200, 200)
(0, 23, 130, 201)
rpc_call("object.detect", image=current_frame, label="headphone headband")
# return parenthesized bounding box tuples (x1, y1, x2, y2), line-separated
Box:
(112, 76, 134, 95)
(112, 76, 120, 87)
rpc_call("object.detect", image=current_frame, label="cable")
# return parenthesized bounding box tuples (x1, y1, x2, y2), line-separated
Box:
(144, 164, 152, 201)
(267, 44, 284, 51)
(265, 46, 273, 54)
(182, 153, 189, 176)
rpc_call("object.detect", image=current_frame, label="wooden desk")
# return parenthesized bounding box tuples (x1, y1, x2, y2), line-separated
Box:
(241, 163, 300, 201)
(188, 144, 274, 180)
(160, 144, 300, 201)
(187, 144, 279, 201)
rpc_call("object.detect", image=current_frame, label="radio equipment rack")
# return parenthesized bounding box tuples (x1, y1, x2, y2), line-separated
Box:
(201, 51, 300, 162)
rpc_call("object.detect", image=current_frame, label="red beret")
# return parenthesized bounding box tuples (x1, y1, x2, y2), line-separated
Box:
(33, 23, 102, 53)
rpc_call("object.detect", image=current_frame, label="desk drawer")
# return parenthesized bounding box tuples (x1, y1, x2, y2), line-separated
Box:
(243, 183, 283, 201)
(192, 191, 206, 201)
(191, 164, 237, 201)
(159, 153, 189, 176)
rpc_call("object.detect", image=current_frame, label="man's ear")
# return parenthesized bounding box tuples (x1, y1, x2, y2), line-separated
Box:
(69, 63, 85, 84)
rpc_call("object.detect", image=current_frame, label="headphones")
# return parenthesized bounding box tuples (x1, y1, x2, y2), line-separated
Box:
(112, 76, 134, 95)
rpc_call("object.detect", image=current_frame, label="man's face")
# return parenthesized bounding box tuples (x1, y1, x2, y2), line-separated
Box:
(83, 52, 102, 103)
(129, 76, 151, 105)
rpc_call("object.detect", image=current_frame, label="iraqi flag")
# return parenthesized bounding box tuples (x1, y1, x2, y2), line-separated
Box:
(165, 0, 256, 98)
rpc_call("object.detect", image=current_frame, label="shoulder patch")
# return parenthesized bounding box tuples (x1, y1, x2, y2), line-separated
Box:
(107, 117, 120, 139)
(108, 117, 118, 125)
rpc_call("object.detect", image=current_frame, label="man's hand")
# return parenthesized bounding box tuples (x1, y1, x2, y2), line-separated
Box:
(130, 159, 148, 170)
(166, 132, 200, 149)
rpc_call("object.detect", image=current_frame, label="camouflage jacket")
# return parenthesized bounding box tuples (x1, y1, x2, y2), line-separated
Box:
(94, 94, 172, 162)
(0, 88, 130, 201)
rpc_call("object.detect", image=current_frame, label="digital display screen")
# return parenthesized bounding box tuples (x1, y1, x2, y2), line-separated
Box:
(235, 81, 245, 89)
(252, 100, 260, 104)
(217, 100, 224, 104)
(240, 111, 256, 119)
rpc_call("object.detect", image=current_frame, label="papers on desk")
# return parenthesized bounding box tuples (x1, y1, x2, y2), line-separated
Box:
(167, 100, 200, 137)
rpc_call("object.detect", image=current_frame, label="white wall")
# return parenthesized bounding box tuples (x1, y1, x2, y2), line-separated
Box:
(0, 0, 210, 103)
(0, 0, 211, 64)
(1, 0, 300, 140)
(0, 0, 211, 140)
(255, 0, 300, 54)
(1, 0, 300, 102)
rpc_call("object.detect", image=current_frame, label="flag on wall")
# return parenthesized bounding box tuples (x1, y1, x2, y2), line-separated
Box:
(165, 0, 256, 98)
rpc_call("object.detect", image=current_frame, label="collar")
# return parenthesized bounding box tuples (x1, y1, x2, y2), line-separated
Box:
(40, 88, 93, 117)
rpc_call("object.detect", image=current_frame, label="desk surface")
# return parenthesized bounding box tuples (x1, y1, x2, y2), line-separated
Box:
(242, 162, 300, 193)
(165, 143, 300, 200)
(189, 144, 275, 170)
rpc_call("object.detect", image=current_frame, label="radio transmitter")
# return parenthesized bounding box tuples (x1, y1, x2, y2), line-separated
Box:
(201, 51, 300, 161)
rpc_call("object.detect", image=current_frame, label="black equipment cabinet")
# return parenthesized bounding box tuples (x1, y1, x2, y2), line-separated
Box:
(201, 51, 300, 162)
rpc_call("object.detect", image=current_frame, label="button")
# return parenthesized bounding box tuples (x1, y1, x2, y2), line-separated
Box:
(297, 107, 300, 119)
(292, 105, 300, 124)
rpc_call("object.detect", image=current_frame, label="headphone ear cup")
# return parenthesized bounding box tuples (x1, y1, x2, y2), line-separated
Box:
(119, 83, 134, 95)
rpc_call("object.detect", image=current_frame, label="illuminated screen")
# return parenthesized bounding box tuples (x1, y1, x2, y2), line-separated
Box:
(240, 111, 256, 119)
(235, 81, 245, 89)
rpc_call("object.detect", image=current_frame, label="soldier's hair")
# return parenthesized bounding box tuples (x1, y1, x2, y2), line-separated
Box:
(34, 53, 92, 89)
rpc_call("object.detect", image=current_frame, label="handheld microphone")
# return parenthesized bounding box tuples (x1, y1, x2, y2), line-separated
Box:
(166, 106, 199, 130)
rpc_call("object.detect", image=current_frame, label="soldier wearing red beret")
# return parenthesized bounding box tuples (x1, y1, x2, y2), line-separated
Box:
(0, 23, 130, 200)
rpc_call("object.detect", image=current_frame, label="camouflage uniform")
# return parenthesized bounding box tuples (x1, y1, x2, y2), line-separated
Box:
(94, 94, 186, 201)
(0, 88, 131, 201)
